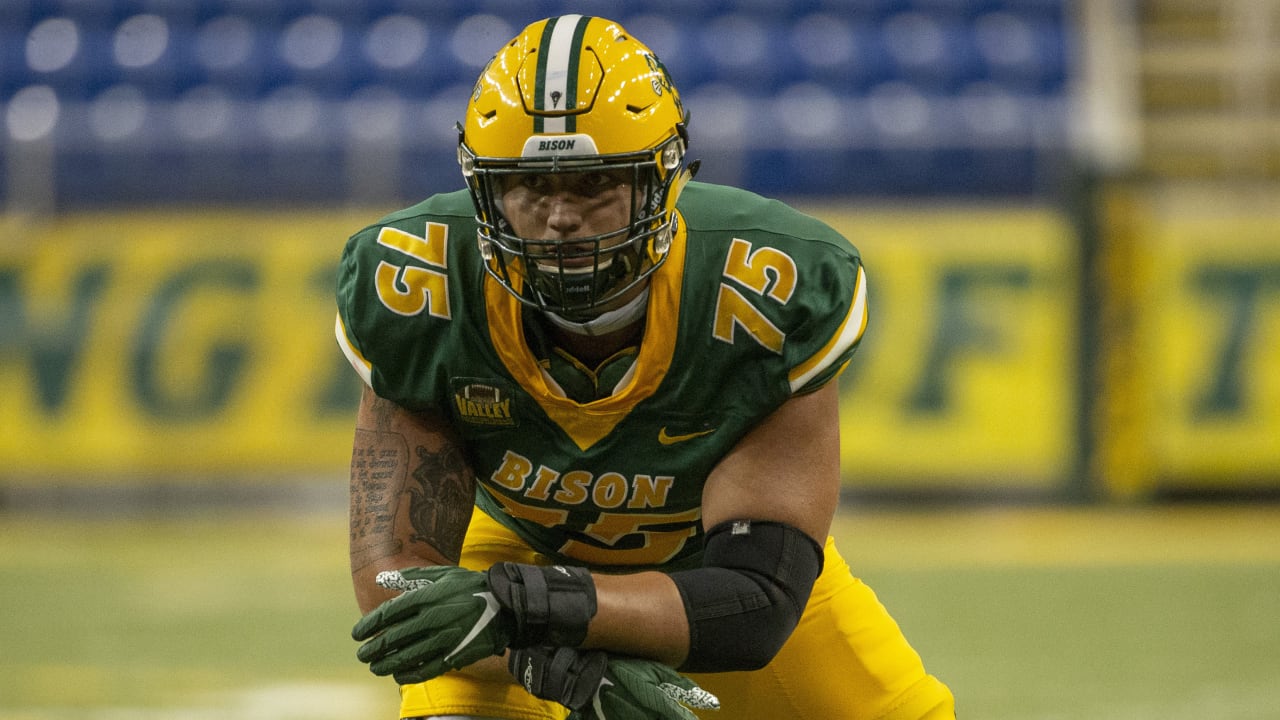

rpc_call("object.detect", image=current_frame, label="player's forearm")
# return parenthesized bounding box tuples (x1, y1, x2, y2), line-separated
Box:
(352, 550, 454, 614)
(348, 420, 457, 613)
(350, 493, 466, 613)
(348, 386, 477, 613)
(584, 571, 690, 668)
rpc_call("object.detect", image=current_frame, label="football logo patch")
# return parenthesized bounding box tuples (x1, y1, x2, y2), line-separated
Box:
(452, 379, 518, 427)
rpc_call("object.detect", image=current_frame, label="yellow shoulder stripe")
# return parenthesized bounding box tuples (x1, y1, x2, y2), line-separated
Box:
(788, 264, 867, 393)
(335, 313, 373, 387)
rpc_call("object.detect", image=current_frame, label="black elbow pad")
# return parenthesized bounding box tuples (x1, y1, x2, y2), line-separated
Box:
(669, 520, 824, 673)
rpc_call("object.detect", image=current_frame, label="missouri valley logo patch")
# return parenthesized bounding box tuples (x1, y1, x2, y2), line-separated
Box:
(451, 379, 518, 427)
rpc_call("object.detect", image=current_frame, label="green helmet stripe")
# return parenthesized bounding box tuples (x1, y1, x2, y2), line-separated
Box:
(562, 17, 590, 133)
(532, 16, 558, 132)
(532, 14, 590, 135)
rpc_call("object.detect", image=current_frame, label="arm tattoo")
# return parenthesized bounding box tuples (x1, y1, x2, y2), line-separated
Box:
(349, 425, 407, 572)
(407, 443, 474, 563)
(349, 394, 475, 570)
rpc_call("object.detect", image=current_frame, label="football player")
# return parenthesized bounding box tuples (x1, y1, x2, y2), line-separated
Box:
(336, 13, 954, 720)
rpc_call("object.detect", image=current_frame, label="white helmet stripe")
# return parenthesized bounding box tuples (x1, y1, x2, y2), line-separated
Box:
(538, 13, 586, 134)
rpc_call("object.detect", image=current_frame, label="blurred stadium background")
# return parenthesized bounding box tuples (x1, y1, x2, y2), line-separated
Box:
(2, 1, 1278, 718)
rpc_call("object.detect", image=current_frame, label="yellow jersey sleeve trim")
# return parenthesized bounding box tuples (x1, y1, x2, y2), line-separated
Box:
(335, 312, 373, 387)
(788, 264, 867, 393)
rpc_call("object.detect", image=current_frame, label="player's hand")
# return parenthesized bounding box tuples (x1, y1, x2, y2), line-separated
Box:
(585, 654, 720, 720)
(510, 646, 719, 720)
(352, 566, 511, 683)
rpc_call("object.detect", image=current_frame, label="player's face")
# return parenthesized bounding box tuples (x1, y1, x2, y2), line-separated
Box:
(498, 169, 635, 268)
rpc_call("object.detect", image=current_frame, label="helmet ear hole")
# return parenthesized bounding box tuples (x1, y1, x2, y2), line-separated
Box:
(458, 148, 475, 177)
(653, 226, 672, 256)
(661, 142, 683, 171)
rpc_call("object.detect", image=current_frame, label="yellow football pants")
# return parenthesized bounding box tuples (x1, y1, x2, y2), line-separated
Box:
(397, 511, 954, 720)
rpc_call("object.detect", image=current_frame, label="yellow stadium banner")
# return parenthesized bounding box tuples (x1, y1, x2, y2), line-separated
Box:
(816, 206, 1080, 491)
(1139, 208, 1280, 487)
(0, 211, 372, 479)
(1, 207, 1080, 491)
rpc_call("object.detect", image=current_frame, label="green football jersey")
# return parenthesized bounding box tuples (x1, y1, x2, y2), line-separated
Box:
(335, 181, 867, 571)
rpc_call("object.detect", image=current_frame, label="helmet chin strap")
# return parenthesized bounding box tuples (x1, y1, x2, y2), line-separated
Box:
(542, 287, 650, 337)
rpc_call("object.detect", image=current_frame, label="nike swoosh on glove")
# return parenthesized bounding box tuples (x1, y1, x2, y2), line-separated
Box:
(511, 646, 719, 720)
(353, 566, 511, 684)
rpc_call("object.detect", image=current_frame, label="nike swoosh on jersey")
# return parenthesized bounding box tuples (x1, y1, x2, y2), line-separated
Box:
(444, 591, 500, 665)
(658, 427, 716, 445)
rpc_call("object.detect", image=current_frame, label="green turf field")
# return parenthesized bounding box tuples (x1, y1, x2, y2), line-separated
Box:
(2, 502, 1278, 719)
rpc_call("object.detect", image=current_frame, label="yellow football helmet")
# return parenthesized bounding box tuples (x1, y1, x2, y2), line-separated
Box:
(457, 14, 696, 318)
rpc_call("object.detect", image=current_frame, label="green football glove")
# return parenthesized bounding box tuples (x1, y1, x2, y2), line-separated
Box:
(354, 563, 598, 684)
(510, 646, 720, 720)
(353, 566, 510, 683)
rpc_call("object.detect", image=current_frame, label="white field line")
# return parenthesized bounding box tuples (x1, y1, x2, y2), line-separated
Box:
(1, 682, 387, 720)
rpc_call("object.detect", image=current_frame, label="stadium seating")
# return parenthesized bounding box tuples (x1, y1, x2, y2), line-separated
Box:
(0, 0, 1072, 205)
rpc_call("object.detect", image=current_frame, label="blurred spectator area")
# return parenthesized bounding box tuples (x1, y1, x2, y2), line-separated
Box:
(0, 0, 1076, 208)
(1134, 0, 1280, 180)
